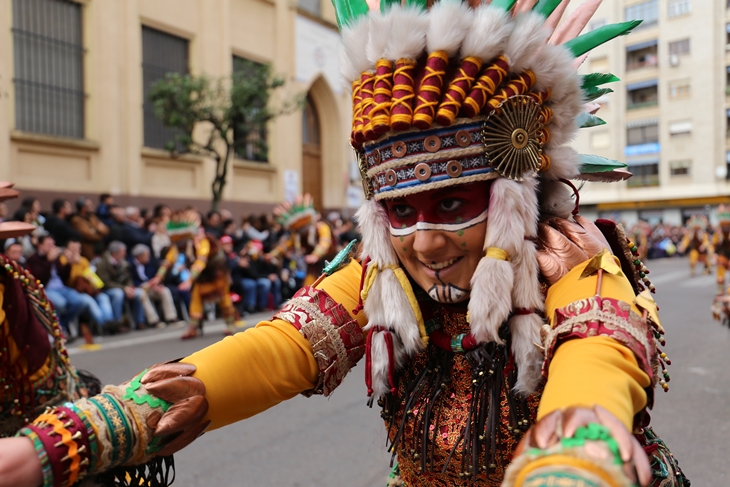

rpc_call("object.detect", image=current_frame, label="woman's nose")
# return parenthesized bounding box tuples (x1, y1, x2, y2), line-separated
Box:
(412, 228, 448, 258)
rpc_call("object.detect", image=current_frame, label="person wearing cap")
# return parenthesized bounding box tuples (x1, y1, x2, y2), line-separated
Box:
(0, 2, 688, 487)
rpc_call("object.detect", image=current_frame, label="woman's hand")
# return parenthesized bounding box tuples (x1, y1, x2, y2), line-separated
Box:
(0, 437, 43, 487)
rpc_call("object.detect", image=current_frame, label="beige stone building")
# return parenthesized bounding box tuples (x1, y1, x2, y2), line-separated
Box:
(572, 0, 730, 226)
(0, 0, 360, 216)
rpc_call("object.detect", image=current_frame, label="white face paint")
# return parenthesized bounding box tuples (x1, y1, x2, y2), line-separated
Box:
(389, 207, 489, 237)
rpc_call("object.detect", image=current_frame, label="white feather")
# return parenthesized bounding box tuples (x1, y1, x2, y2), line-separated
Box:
(504, 12, 550, 73)
(384, 5, 429, 61)
(367, 11, 393, 64)
(529, 43, 575, 98)
(356, 199, 398, 266)
(509, 313, 544, 393)
(543, 145, 581, 181)
(342, 18, 372, 77)
(539, 179, 577, 219)
(426, 0, 472, 56)
(460, 6, 512, 61)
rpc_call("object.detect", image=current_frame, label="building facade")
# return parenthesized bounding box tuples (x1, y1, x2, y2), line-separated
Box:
(0, 0, 359, 215)
(571, 0, 730, 226)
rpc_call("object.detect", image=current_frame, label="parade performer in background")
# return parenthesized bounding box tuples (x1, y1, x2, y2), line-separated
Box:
(678, 215, 711, 277)
(0, 2, 688, 487)
(150, 211, 236, 339)
(269, 194, 335, 286)
(712, 205, 730, 294)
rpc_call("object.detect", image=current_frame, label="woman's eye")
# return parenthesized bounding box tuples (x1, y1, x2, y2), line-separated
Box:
(391, 205, 415, 218)
(438, 199, 463, 212)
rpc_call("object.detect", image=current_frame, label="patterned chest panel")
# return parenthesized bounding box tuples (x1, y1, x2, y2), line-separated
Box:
(381, 304, 541, 486)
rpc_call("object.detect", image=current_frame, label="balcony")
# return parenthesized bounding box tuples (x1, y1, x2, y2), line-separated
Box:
(627, 173, 660, 188)
(627, 100, 659, 110)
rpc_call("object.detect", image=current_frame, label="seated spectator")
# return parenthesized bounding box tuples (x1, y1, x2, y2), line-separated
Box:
(26, 235, 89, 336)
(148, 218, 170, 259)
(96, 240, 149, 330)
(205, 210, 222, 238)
(130, 244, 183, 327)
(59, 239, 122, 334)
(45, 199, 82, 248)
(97, 193, 114, 228)
(70, 197, 109, 260)
(237, 240, 281, 313)
(122, 206, 153, 248)
(4, 240, 24, 264)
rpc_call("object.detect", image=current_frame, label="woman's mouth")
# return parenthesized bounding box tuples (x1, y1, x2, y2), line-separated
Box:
(421, 256, 463, 277)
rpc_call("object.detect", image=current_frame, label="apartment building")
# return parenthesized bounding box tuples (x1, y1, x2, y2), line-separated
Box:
(0, 0, 359, 214)
(571, 0, 730, 226)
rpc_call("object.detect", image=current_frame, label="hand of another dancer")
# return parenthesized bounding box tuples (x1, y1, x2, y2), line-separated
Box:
(0, 437, 43, 487)
(178, 279, 192, 291)
(535, 215, 611, 285)
(304, 253, 319, 265)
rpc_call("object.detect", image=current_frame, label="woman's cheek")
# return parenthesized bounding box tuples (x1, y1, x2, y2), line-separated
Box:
(390, 233, 412, 257)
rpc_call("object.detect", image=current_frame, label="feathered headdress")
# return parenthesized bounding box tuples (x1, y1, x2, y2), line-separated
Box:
(336, 0, 640, 397)
(274, 194, 319, 231)
(718, 205, 730, 224)
(166, 210, 201, 242)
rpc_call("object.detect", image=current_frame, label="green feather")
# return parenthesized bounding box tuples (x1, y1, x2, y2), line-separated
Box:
(532, 0, 563, 18)
(575, 112, 606, 128)
(564, 20, 643, 58)
(578, 154, 627, 173)
(405, 0, 428, 10)
(490, 0, 518, 12)
(331, 0, 352, 30)
(380, 0, 400, 12)
(582, 73, 620, 90)
(583, 86, 613, 103)
(349, 0, 369, 22)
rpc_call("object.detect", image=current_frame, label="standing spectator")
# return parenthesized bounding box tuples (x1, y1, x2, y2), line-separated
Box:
(4, 240, 24, 264)
(26, 235, 89, 336)
(96, 241, 148, 330)
(70, 197, 109, 260)
(97, 193, 114, 227)
(58, 239, 120, 334)
(129, 244, 182, 327)
(45, 199, 81, 248)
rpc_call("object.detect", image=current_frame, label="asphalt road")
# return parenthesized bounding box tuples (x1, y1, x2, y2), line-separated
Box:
(67, 257, 729, 486)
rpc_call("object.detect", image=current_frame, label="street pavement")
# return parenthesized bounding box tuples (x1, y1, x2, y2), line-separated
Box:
(67, 257, 729, 486)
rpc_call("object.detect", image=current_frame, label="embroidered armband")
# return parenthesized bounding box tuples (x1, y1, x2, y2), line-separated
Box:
(274, 285, 365, 396)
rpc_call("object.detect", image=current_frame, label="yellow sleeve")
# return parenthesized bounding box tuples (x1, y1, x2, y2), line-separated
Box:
(311, 223, 333, 259)
(538, 257, 651, 430)
(182, 259, 365, 430)
(156, 246, 178, 278)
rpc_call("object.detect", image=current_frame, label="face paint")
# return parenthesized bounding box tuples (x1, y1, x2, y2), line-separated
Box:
(384, 180, 493, 304)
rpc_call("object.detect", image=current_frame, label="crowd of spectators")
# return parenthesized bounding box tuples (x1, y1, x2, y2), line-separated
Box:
(1, 194, 359, 341)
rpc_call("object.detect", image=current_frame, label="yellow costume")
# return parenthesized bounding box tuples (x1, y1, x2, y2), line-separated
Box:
(679, 216, 711, 276)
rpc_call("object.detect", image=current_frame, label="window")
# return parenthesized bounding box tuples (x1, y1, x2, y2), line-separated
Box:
(668, 39, 690, 56)
(12, 0, 84, 138)
(668, 120, 691, 136)
(232, 56, 269, 162)
(626, 41, 658, 71)
(590, 131, 610, 149)
(627, 80, 658, 109)
(669, 159, 691, 176)
(298, 0, 320, 16)
(726, 24, 730, 47)
(590, 18, 607, 31)
(726, 67, 730, 94)
(726, 109, 730, 137)
(726, 151, 730, 179)
(627, 161, 660, 188)
(668, 79, 690, 99)
(668, 0, 691, 17)
(627, 123, 658, 145)
(625, 0, 658, 28)
(142, 26, 188, 150)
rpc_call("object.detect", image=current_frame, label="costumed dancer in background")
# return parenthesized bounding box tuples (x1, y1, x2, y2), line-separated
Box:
(678, 215, 711, 277)
(712, 205, 730, 294)
(269, 194, 335, 286)
(629, 220, 650, 262)
(0, 3, 688, 487)
(150, 211, 236, 339)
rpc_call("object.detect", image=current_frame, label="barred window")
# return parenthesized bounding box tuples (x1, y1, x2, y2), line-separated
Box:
(142, 26, 188, 150)
(625, 0, 658, 28)
(232, 56, 269, 162)
(12, 0, 85, 139)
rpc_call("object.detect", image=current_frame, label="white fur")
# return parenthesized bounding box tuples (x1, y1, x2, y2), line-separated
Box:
(342, 19, 372, 80)
(530, 43, 575, 99)
(356, 199, 399, 265)
(425, 0, 472, 56)
(384, 5, 429, 61)
(509, 313, 544, 393)
(539, 179, 577, 219)
(543, 146, 581, 181)
(469, 258, 514, 344)
(460, 6, 512, 61)
(504, 12, 550, 73)
(367, 11, 393, 65)
(366, 329, 406, 399)
(363, 268, 424, 355)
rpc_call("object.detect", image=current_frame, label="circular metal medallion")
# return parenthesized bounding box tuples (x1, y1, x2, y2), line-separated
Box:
(446, 160, 463, 178)
(455, 130, 471, 147)
(391, 141, 407, 158)
(414, 163, 432, 181)
(385, 169, 398, 186)
(371, 149, 381, 165)
(424, 135, 441, 153)
(481, 96, 543, 181)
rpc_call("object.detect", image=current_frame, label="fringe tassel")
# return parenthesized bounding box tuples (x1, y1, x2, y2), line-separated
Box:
(94, 455, 175, 487)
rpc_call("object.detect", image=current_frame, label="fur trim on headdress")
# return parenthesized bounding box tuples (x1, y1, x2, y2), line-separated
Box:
(366, 326, 406, 399)
(460, 5, 512, 61)
(384, 5, 429, 61)
(366, 11, 392, 64)
(425, 0, 472, 56)
(543, 145, 581, 181)
(540, 179, 577, 219)
(341, 19, 371, 81)
(504, 13, 550, 72)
